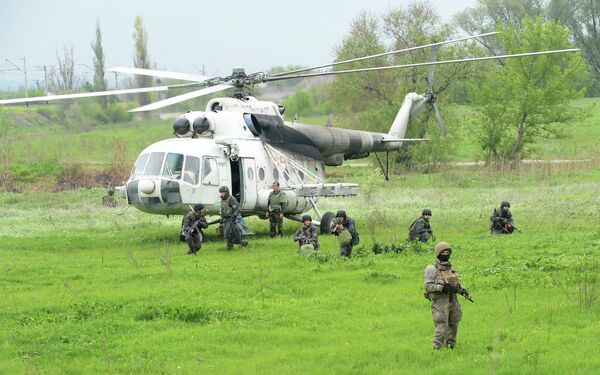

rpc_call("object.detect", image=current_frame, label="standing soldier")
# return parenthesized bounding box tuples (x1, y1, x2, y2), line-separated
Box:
(332, 210, 359, 257)
(267, 181, 288, 238)
(181, 203, 209, 255)
(219, 186, 248, 250)
(424, 242, 470, 350)
(490, 201, 515, 235)
(408, 208, 434, 242)
(293, 215, 319, 251)
(102, 188, 118, 208)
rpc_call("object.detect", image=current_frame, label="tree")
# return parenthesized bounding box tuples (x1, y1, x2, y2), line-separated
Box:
(471, 17, 586, 161)
(50, 43, 78, 92)
(91, 19, 108, 108)
(454, 0, 546, 55)
(548, 0, 600, 95)
(133, 15, 151, 106)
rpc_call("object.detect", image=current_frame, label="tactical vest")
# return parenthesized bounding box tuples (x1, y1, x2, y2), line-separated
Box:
(220, 195, 237, 218)
(268, 191, 286, 212)
(436, 263, 460, 288)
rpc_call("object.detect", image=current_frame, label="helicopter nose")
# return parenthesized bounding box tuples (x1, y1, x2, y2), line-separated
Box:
(139, 179, 155, 194)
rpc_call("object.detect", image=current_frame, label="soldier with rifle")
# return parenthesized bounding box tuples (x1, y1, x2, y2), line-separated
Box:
(408, 208, 435, 242)
(181, 203, 209, 255)
(293, 215, 319, 251)
(424, 242, 472, 350)
(267, 181, 288, 238)
(219, 185, 249, 250)
(490, 201, 520, 235)
(332, 210, 359, 257)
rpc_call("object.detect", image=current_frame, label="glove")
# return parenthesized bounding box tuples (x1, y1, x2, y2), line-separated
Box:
(461, 288, 469, 296)
(442, 284, 457, 294)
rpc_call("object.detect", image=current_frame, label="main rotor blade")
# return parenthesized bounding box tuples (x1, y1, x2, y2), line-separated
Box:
(270, 31, 499, 77)
(433, 102, 446, 135)
(128, 84, 232, 112)
(264, 48, 580, 82)
(0, 86, 172, 105)
(109, 67, 212, 82)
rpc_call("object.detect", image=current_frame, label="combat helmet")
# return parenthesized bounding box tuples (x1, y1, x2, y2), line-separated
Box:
(218, 186, 229, 193)
(302, 215, 312, 222)
(434, 242, 452, 257)
(336, 210, 347, 218)
(422, 208, 432, 216)
(501, 200, 510, 208)
(193, 203, 205, 211)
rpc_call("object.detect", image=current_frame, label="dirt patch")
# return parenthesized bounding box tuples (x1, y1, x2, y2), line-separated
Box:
(54, 168, 128, 192)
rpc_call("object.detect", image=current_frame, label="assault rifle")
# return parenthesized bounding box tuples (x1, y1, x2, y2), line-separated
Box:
(458, 287, 474, 303)
(503, 220, 522, 234)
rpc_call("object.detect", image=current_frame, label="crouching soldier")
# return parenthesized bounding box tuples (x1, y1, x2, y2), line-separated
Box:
(293, 215, 319, 251)
(219, 186, 248, 250)
(408, 208, 434, 242)
(332, 210, 359, 257)
(181, 203, 209, 255)
(424, 242, 470, 350)
(490, 200, 515, 235)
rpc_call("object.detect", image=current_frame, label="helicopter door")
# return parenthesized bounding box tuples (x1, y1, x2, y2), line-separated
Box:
(241, 158, 257, 209)
(200, 157, 220, 208)
(230, 159, 243, 204)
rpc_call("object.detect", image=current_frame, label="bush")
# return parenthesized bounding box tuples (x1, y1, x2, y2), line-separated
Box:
(10, 161, 63, 182)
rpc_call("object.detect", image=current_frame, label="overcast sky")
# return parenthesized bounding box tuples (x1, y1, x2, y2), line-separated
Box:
(1, 0, 477, 87)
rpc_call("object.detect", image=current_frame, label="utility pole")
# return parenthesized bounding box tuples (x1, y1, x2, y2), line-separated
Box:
(36, 65, 49, 95)
(6, 57, 29, 99)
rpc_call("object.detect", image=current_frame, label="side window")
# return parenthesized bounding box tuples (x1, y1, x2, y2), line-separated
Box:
(202, 157, 219, 186)
(183, 156, 200, 185)
(163, 153, 184, 179)
(131, 153, 149, 178)
(144, 152, 165, 176)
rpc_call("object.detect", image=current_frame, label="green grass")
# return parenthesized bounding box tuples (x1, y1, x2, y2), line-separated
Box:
(1, 162, 599, 373)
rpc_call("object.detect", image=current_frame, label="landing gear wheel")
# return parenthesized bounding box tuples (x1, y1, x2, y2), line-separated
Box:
(320, 211, 336, 234)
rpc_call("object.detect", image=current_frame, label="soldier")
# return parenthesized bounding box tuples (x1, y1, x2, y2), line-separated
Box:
(101, 188, 118, 208)
(408, 208, 434, 242)
(490, 200, 515, 235)
(424, 242, 470, 350)
(332, 210, 359, 257)
(219, 185, 248, 250)
(181, 203, 209, 255)
(267, 181, 288, 238)
(293, 215, 319, 250)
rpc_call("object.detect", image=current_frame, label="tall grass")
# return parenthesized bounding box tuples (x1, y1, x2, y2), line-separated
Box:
(0, 161, 598, 373)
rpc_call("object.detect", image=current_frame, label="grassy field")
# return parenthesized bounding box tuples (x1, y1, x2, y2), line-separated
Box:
(1, 160, 599, 373)
(0, 97, 599, 373)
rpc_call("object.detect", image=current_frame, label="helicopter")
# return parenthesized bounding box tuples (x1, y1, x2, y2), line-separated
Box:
(0, 32, 578, 233)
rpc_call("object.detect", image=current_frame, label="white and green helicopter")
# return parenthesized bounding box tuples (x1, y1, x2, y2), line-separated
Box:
(0, 32, 577, 232)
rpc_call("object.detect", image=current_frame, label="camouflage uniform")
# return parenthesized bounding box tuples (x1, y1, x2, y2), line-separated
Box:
(102, 190, 118, 208)
(220, 189, 248, 250)
(181, 210, 208, 254)
(332, 210, 359, 257)
(408, 216, 433, 242)
(268, 189, 288, 238)
(490, 201, 514, 235)
(293, 221, 319, 250)
(424, 242, 466, 349)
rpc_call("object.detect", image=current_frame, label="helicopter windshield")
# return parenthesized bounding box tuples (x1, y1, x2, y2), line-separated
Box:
(131, 153, 150, 179)
(162, 153, 184, 179)
(145, 152, 165, 176)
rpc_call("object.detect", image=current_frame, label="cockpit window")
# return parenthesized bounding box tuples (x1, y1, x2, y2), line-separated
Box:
(131, 153, 149, 179)
(163, 153, 184, 179)
(183, 156, 200, 185)
(144, 152, 165, 176)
